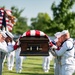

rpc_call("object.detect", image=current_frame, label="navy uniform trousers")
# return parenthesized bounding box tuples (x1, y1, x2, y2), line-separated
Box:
(0, 52, 6, 75)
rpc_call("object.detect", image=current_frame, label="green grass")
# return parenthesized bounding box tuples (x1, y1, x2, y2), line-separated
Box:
(2, 56, 54, 75)
(2, 56, 75, 75)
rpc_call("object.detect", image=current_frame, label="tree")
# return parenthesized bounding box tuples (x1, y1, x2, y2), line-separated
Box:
(11, 6, 29, 35)
(50, 0, 75, 37)
(30, 0, 75, 37)
(30, 13, 51, 35)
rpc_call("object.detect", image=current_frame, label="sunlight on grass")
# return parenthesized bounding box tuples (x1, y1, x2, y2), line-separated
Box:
(3, 56, 54, 75)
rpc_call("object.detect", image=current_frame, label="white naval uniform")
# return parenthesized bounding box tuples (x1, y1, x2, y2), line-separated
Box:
(55, 38, 75, 75)
(15, 48, 25, 73)
(7, 41, 15, 70)
(0, 41, 14, 75)
(0, 41, 14, 53)
(73, 40, 75, 58)
(73, 40, 75, 73)
(50, 47, 62, 75)
(42, 52, 53, 72)
(0, 41, 7, 73)
(54, 56, 62, 75)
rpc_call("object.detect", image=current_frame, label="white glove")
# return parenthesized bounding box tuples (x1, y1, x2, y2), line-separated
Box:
(50, 45, 57, 50)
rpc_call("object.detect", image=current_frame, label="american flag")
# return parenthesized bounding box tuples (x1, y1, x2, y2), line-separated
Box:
(16, 30, 48, 46)
(6, 10, 14, 31)
(0, 8, 4, 28)
(6, 17, 14, 31)
(0, 8, 14, 31)
(7, 22, 14, 31)
(22, 30, 48, 37)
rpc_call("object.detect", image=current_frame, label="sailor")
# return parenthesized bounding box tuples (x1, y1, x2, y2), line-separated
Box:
(73, 40, 75, 58)
(5, 31, 15, 71)
(55, 30, 75, 75)
(0, 33, 19, 53)
(0, 30, 19, 75)
(15, 47, 25, 73)
(42, 36, 54, 73)
(0, 30, 7, 75)
(53, 32, 62, 75)
(42, 51, 53, 73)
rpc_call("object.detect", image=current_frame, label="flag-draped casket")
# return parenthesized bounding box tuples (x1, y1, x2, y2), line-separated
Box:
(20, 30, 50, 56)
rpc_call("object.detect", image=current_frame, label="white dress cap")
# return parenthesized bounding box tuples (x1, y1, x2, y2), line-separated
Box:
(54, 32, 61, 38)
(61, 30, 69, 35)
(6, 31, 14, 39)
(0, 31, 7, 38)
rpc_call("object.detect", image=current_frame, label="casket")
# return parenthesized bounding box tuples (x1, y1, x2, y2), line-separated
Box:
(19, 30, 50, 56)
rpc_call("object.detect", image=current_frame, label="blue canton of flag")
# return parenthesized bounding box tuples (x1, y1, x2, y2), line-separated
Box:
(0, 10, 2, 16)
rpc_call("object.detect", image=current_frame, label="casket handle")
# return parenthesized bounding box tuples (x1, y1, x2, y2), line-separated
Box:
(30, 46, 32, 51)
(27, 48, 29, 50)
(27, 47, 32, 51)
(37, 46, 39, 50)
(39, 48, 42, 50)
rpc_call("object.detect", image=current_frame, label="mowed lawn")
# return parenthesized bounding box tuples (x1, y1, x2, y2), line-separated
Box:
(2, 56, 54, 75)
(2, 56, 75, 75)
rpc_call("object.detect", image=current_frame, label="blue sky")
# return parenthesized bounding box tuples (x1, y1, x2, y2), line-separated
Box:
(0, 0, 75, 25)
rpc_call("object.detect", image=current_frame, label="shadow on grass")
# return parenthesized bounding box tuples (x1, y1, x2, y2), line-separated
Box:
(3, 67, 54, 75)
(23, 62, 42, 66)
(20, 72, 54, 75)
(3, 70, 54, 75)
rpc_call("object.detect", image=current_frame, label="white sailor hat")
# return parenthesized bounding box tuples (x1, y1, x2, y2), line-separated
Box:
(6, 31, 14, 39)
(61, 30, 69, 35)
(54, 32, 61, 38)
(0, 30, 7, 38)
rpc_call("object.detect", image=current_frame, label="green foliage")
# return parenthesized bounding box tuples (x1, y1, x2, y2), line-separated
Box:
(30, 0, 75, 37)
(11, 6, 29, 35)
(30, 13, 51, 35)
(51, 0, 75, 37)
(1, 0, 75, 37)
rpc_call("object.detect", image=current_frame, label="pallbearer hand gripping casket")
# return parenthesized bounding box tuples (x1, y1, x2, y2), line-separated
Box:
(19, 30, 50, 56)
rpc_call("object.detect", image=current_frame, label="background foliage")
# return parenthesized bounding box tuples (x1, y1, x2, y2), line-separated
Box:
(11, 6, 29, 35)
(1, 0, 75, 37)
(30, 0, 75, 37)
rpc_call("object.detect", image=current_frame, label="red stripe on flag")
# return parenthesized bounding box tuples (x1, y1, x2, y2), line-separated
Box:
(0, 26, 2, 28)
(7, 26, 12, 31)
(7, 24, 13, 28)
(35, 30, 40, 36)
(6, 20, 9, 22)
(26, 30, 30, 36)
(7, 23, 13, 31)
(0, 8, 4, 10)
